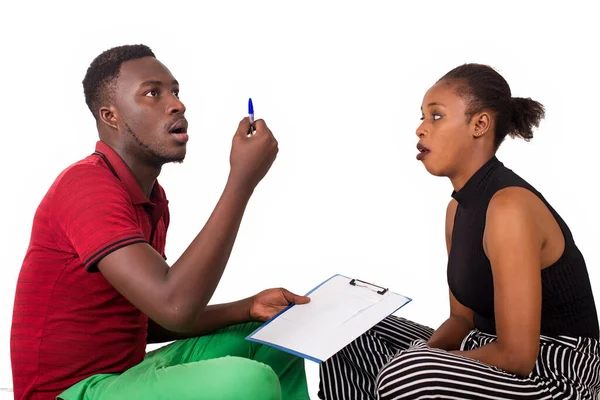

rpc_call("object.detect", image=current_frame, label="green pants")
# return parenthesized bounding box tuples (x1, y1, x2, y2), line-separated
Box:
(58, 322, 309, 400)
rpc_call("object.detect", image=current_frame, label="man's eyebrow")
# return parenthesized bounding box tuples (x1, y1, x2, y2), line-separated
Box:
(139, 79, 179, 88)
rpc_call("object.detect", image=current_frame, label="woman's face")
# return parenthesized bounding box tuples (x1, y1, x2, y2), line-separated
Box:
(415, 81, 475, 177)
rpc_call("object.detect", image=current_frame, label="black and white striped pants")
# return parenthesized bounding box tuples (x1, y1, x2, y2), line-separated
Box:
(318, 316, 600, 399)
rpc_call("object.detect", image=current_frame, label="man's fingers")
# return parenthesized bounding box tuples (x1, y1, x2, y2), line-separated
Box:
(294, 295, 310, 304)
(281, 288, 310, 305)
(235, 118, 271, 138)
(235, 117, 251, 138)
(252, 119, 270, 136)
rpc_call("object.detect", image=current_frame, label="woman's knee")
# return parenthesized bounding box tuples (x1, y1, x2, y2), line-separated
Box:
(376, 347, 451, 399)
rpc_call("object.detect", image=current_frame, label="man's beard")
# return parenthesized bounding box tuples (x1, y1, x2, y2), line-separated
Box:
(124, 122, 184, 167)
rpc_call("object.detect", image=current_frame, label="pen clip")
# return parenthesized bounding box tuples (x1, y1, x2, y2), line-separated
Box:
(349, 278, 388, 295)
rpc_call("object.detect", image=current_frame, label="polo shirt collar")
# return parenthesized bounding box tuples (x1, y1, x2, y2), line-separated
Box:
(94, 140, 164, 206)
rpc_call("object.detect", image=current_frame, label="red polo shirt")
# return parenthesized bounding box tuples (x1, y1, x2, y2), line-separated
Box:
(11, 141, 170, 400)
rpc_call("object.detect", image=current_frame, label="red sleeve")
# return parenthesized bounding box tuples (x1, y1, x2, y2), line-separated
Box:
(157, 183, 170, 260)
(51, 164, 147, 271)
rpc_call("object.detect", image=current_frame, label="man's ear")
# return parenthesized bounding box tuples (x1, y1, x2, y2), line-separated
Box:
(99, 106, 119, 130)
(472, 111, 491, 138)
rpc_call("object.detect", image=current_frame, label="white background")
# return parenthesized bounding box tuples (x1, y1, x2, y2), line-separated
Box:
(1, 1, 599, 398)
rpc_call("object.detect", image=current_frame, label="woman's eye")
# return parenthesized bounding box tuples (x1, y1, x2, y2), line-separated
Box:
(173, 90, 179, 98)
(433, 114, 442, 121)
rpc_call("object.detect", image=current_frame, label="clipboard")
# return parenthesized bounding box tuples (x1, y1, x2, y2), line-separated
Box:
(246, 274, 412, 363)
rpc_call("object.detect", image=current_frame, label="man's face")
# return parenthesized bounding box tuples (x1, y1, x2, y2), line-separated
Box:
(113, 57, 188, 166)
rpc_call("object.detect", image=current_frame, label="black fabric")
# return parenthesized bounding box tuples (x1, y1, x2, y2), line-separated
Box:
(447, 156, 599, 339)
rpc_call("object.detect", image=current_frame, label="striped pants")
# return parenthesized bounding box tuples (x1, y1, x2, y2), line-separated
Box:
(318, 316, 600, 399)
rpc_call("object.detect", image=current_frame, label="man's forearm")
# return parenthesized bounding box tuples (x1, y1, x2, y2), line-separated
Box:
(191, 298, 254, 335)
(165, 179, 254, 330)
(427, 316, 473, 350)
(147, 298, 254, 343)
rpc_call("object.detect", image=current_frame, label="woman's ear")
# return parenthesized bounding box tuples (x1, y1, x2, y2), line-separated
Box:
(472, 112, 491, 138)
(99, 106, 119, 130)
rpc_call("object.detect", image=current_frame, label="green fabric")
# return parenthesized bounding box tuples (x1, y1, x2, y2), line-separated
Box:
(57, 322, 308, 400)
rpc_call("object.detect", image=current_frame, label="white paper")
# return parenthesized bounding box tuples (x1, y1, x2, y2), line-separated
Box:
(246, 274, 412, 362)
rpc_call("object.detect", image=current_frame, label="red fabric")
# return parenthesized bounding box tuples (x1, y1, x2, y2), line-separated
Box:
(11, 141, 170, 400)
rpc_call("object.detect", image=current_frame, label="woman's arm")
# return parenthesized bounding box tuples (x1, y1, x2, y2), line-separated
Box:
(427, 290, 474, 350)
(427, 199, 476, 351)
(451, 187, 543, 376)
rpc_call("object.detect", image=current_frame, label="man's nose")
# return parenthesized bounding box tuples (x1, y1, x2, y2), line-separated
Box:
(167, 96, 186, 115)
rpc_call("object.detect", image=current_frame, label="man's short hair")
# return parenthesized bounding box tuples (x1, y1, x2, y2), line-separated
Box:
(82, 44, 155, 119)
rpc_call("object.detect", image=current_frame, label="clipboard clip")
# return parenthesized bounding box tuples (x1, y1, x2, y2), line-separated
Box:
(349, 278, 388, 295)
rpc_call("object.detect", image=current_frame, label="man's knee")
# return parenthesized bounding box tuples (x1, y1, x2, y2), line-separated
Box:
(231, 358, 281, 400)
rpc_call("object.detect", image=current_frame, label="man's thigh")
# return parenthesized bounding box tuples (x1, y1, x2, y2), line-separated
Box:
(60, 355, 281, 400)
(147, 322, 263, 365)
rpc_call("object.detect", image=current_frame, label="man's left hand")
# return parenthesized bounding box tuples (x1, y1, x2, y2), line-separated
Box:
(249, 288, 310, 322)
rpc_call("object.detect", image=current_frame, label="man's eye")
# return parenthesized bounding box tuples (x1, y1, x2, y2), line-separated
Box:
(145, 90, 159, 97)
(173, 90, 179, 98)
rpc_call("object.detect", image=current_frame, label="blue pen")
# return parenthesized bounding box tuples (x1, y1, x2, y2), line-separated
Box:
(248, 98, 255, 134)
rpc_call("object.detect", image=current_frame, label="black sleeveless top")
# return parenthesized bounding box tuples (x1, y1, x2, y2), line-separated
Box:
(447, 156, 599, 339)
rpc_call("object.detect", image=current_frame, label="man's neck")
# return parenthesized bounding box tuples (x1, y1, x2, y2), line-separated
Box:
(108, 142, 162, 199)
(120, 155, 162, 199)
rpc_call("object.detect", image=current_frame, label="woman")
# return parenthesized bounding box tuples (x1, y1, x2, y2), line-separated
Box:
(318, 64, 600, 399)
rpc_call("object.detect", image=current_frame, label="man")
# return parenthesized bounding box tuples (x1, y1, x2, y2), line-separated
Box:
(10, 44, 310, 400)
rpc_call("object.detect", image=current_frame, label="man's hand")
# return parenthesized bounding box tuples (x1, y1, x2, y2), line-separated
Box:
(229, 117, 278, 193)
(249, 288, 310, 322)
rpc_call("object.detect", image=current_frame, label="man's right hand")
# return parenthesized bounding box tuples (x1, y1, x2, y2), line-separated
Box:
(97, 117, 279, 333)
(229, 117, 279, 192)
